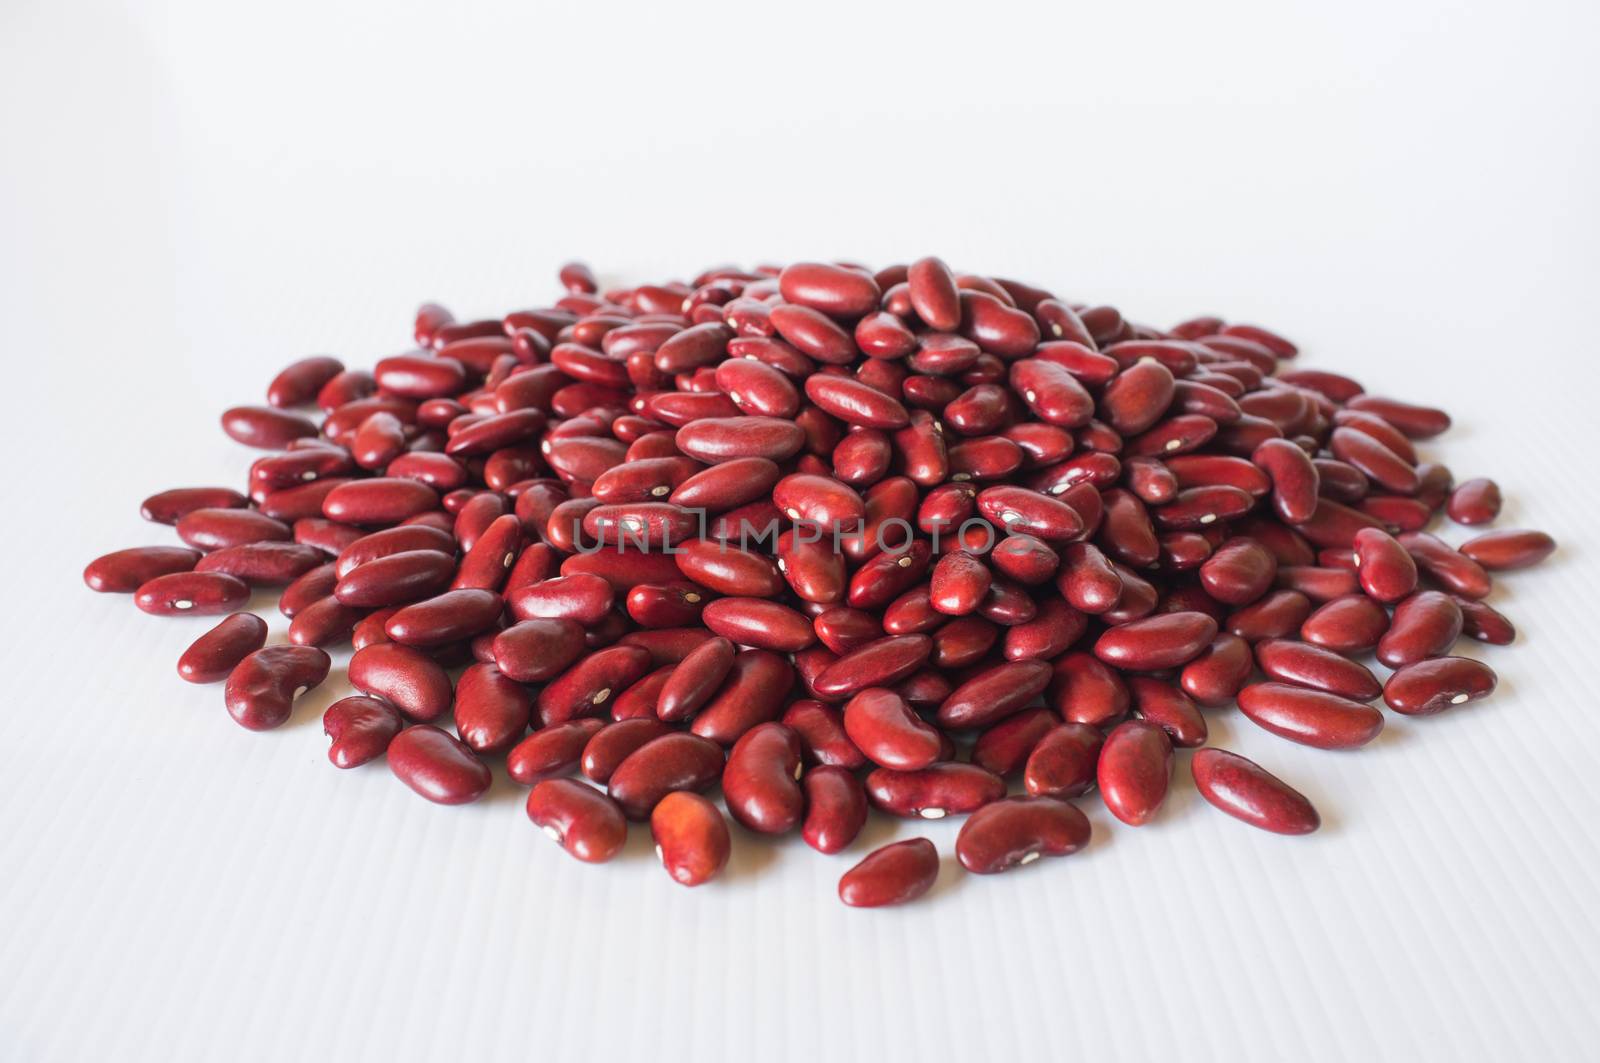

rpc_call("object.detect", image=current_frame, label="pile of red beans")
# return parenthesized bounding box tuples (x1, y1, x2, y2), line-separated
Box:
(83, 260, 1556, 906)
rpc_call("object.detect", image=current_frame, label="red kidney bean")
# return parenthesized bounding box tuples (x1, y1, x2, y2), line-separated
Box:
(334, 549, 456, 607)
(507, 572, 614, 626)
(1447, 478, 1501, 525)
(1129, 677, 1207, 748)
(1256, 638, 1382, 701)
(1093, 611, 1217, 671)
(491, 617, 585, 682)
(1346, 395, 1451, 438)
(689, 649, 794, 745)
(1179, 633, 1253, 706)
(135, 571, 251, 616)
(507, 718, 606, 784)
(85, 546, 203, 592)
(1226, 589, 1312, 642)
(1376, 590, 1463, 668)
(1198, 537, 1277, 605)
(1097, 720, 1173, 826)
(721, 723, 804, 834)
(792, 765, 866, 855)
(611, 665, 673, 719)
(1024, 723, 1103, 798)
(782, 699, 867, 769)
(384, 589, 502, 647)
(1330, 427, 1418, 494)
(1191, 749, 1320, 834)
(701, 597, 815, 652)
(177, 612, 268, 683)
(608, 732, 726, 820)
(536, 644, 652, 726)
(348, 641, 453, 721)
(956, 797, 1091, 873)
(1383, 656, 1497, 715)
(842, 688, 942, 770)
(222, 405, 319, 449)
(1237, 682, 1385, 749)
(839, 838, 939, 908)
(1396, 531, 1492, 599)
(323, 695, 404, 768)
(930, 550, 992, 615)
(141, 487, 250, 525)
(452, 662, 530, 755)
(657, 636, 735, 722)
(1455, 596, 1516, 645)
(977, 485, 1084, 540)
(651, 791, 731, 885)
(968, 708, 1055, 777)
(866, 762, 1005, 819)
(388, 725, 491, 804)
(674, 539, 784, 598)
(1300, 594, 1390, 653)
(1459, 529, 1556, 570)
(907, 257, 961, 330)
(526, 779, 627, 863)
(1048, 651, 1129, 726)
(176, 508, 291, 552)
(322, 478, 439, 525)
(224, 645, 330, 730)
(1351, 526, 1418, 602)
(577, 718, 669, 783)
(934, 659, 1052, 730)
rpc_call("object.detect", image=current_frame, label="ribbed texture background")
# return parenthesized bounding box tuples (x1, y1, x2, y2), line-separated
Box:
(3, 1, 1598, 1059)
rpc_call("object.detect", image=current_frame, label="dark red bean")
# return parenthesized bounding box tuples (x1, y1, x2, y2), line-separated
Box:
(222, 405, 319, 449)
(866, 762, 1005, 819)
(1256, 639, 1382, 701)
(1376, 590, 1463, 668)
(1236, 682, 1385, 749)
(224, 645, 331, 730)
(1049, 651, 1130, 726)
(141, 487, 249, 525)
(385, 589, 503, 647)
(1129, 677, 1207, 748)
(536, 644, 652, 726)
(1459, 529, 1556, 571)
(651, 791, 731, 885)
(526, 779, 628, 863)
(1300, 594, 1390, 654)
(323, 695, 404, 768)
(1456, 596, 1516, 645)
(1397, 531, 1492, 599)
(1198, 538, 1277, 605)
(839, 838, 939, 908)
(388, 725, 492, 803)
(1447, 478, 1501, 525)
(608, 732, 726, 820)
(1023, 723, 1103, 798)
(177, 613, 268, 683)
(507, 718, 606, 784)
(135, 571, 251, 616)
(1191, 749, 1320, 834)
(349, 642, 453, 721)
(934, 659, 1053, 730)
(1383, 656, 1497, 715)
(657, 636, 735, 722)
(1179, 633, 1254, 706)
(1093, 611, 1217, 671)
(843, 688, 942, 770)
(85, 546, 202, 593)
(722, 723, 804, 834)
(956, 797, 1091, 873)
(453, 662, 530, 755)
(1097, 720, 1173, 826)
(1352, 526, 1418, 603)
(782, 700, 867, 769)
(177, 508, 292, 552)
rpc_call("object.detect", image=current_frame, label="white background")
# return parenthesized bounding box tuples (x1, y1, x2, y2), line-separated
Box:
(3, 1, 1598, 1060)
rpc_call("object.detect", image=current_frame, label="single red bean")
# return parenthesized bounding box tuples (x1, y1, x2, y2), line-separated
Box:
(580, 718, 671, 783)
(608, 732, 726, 820)
(1383, 656, 1498, 715)
(491, 618, 586, 682)
(1300, 594, 1390, 654)
(141, 487, 250, 525)
(907, 257, 961, 330)
(177, 612, 268, 683)
(1256, 639, 1382, 701)
(388, 725, 492, 803)
(349, 642, 453, 721)
(322, 478, 439, 525)
(1459, 529, 1556, 571)
(797, 765, 867, 854)
(507, 718, 607, 784)
(85, 546, 202, 593)
(1191, 749, 1320, 834)
(1023, 723, 1103, 799)
(1226, 589, 1313, 642)
(865, 762, 1005, 819)
(655, 636, 734, 722)
(701, 597, 816, 653)
(526, 779, 628, 863)
(934, 659, 1053, 730)
(842, 688, 942, 771)
(970, 708, 1057, 778)
(1129, 677, 1207, 748)
(651, 791, 731, 886)
(134, 571, 250, 616)
(385, 589, 503, 647)
(1097, 720, 1173, 826)
(1352, 526, 1418, 603)
(1376, 590, 1464, 668)
(1198, 538, 1277, 605)
(1093, 611, 1218, 671)
(1236, 682, 1385, 749)
(722, 723, 804, 834)
(323, 695, 404, 768)
(334, 549, 456, 607)
(1455, 596, 1516, 645)
(1397, 531, 1492, 599)
(782, 699, 868, 769)
(507, 572, 614, 626)
(1346, 395, 1451, 438)
(222, 405, 319, 449)
(536, 644, 653, 726)
(1048, 651, 1130, 726)
(839, 838, 940, 908)
(1179, 633, 1253, 706)
(956, 797, 1091, 873)
(224, 645, 331, 730)
(453, 662, 531, 755)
